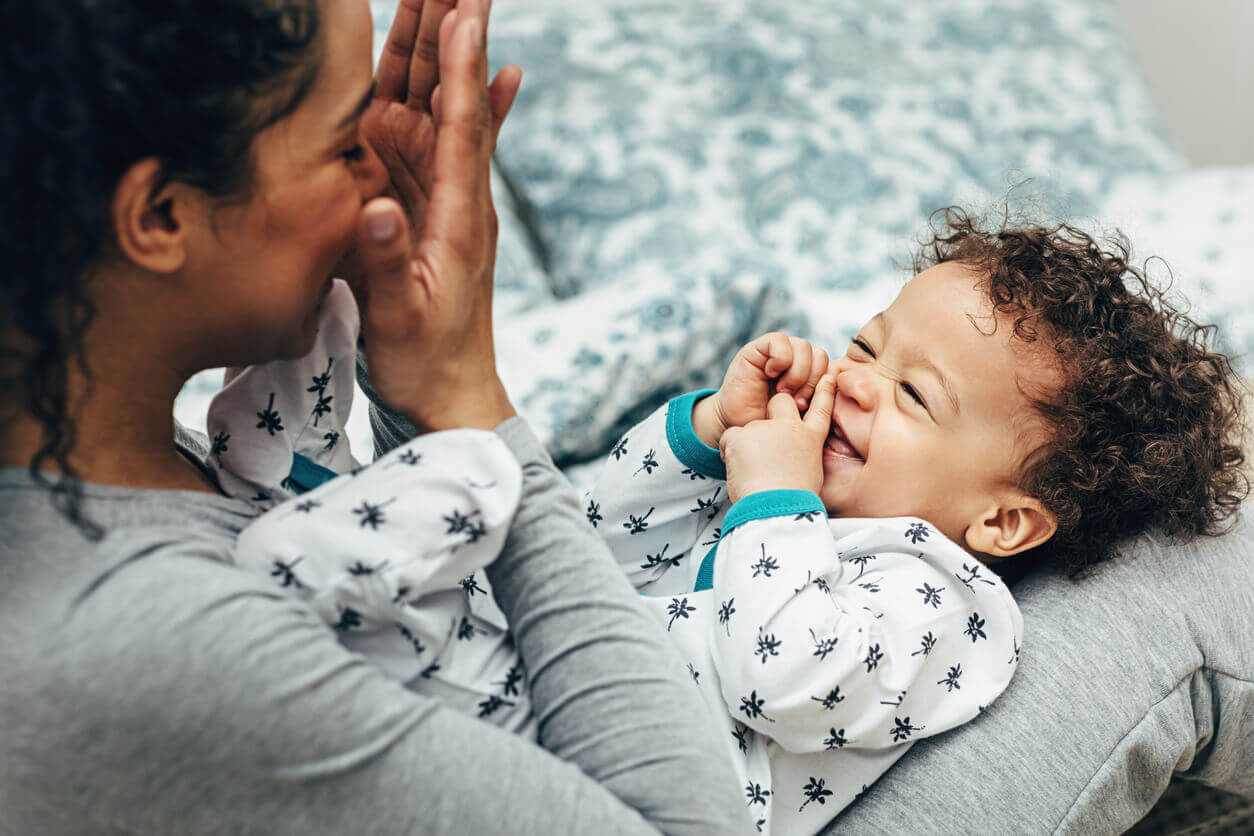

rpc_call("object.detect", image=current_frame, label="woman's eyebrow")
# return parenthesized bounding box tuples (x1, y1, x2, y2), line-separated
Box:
(336, 82, 376, 130)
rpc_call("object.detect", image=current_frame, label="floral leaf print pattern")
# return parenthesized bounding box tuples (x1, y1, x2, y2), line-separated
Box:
(904, 521, 931, 543)
(879, 690, 906, 706)
(311, 393, 333, 427)
(255, 392, 284, 436)
(306, 358, 333, 396)
(823, 727, 848, 749)
(681, 467, 707, 481)
(731, 722, 750, 754)
(293, 499, 320, 513)
(912, 631, 937, 656)
(794, 510, 821, 522)
(700, 527, 721, 547)
(799, 777, 834, 812)
(456, 616, 476, 641)
(666, 597, 695, 631)
(460, 575, 486, 597)
(864, 643, 884, 672)
(739, 690, 775, 723)
(718, 598, 736, 636)
(690, 487, 722, 519)
(634, 448, 660, 476)
(495, 664, 525, 697)
(811, 686, 844, 710)
(353, 498, 397, 530)
(965, 612, 987, 642)
(755, 629, 782, 664)
(744, 782, 771, 807)
(444, 508, 487, 543)
(751, 544, 779, 578)
(477, 694, 516, 718)
(321, 431, 339, 452)
(347, 561, 383, 576)
(397, 624, 425, 656)
(270, 558, 303, 589)
(917, 582, 944, 608)
(332, 607, 362, 632)
(956, 562, 997, 592)
(396, 449, 422, 466)
(891, 716, 925, 742)
(610, 437, 628, 460)
(209, 431, 230, 465)
(641, 543, 680, 571)
(849, 553, 876, 580)
(687, 663, 700, 684)
(585, 498, 604, 527)
(809, 628, 838, 661)
(624, 506, 655, 534)
(938, 663, 963, 691)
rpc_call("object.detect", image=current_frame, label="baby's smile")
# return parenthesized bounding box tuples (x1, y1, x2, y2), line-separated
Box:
(822, 417, 864, 463)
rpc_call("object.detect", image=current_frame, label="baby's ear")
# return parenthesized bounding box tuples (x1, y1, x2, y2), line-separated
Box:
(963, 496, 1057, 558)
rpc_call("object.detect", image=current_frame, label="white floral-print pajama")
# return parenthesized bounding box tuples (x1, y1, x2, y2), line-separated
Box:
(210, 284, 1023, 834)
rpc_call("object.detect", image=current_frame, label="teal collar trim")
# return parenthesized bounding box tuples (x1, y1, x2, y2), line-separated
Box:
(286, 452, 338, 495)
(694, 490, 826, 591)
(665, 389, 726, 480)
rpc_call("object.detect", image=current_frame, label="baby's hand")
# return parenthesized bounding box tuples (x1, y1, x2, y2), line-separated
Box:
(719, 374, 836, 503)
(693, 332, 829, 448)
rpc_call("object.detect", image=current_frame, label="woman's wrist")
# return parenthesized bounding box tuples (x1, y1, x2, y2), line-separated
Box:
(401, 381, 517, 432)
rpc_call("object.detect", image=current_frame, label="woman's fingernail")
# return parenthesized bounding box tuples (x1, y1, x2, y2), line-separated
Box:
(366, 210, 398, 243)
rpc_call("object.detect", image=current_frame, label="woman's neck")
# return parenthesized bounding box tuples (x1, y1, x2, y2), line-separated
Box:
(2, 356, 218, 494)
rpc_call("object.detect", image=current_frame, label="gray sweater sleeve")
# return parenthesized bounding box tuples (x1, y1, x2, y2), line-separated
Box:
(487, 418, 749, 834)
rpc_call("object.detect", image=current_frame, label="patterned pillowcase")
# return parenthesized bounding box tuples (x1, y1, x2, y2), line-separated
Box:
(1098, 167, 1254, 376)
(487, 0, 1180, 309)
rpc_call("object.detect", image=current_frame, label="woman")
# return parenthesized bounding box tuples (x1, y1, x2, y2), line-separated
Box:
(0, 0, 746, 832)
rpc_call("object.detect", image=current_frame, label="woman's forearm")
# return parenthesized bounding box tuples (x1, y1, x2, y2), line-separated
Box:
(487, 417, 748, 835)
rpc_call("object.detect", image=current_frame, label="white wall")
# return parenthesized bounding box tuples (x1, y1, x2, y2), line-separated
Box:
(1114, 0, 1254, 165)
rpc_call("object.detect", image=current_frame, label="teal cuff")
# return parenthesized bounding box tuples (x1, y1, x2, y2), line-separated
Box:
(693, 489, 825, 591)
(665, 389, 726, 480)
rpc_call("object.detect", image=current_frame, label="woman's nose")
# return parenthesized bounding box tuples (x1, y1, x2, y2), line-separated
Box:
(356, 143, 389, 202)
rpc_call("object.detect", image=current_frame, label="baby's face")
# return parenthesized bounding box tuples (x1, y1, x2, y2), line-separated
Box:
(818, 261, 1058, 549)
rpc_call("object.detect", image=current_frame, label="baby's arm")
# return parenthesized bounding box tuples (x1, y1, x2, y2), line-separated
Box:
(233, 428, 522, 685)
(584, 391, 732, 592)
(587, 333, 830, 591)
(708, 511, 1023, 753)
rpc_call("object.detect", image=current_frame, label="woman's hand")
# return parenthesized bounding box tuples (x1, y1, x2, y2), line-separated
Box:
(363, 0, 520, 239)
(353, 0, 520, 432)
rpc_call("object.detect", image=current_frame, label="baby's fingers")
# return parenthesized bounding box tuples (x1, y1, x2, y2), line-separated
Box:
(792, 344, 830, 410)
(746, 332, 794, 380)
(776, 336, 814, 397)
(803, 373, 838, 435)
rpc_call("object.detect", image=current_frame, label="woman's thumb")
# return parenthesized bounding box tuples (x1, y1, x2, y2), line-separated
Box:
(357, 198, 414, 312)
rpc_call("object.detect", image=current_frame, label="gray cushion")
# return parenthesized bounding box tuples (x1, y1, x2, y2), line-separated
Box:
(829, 512, 1254, 834)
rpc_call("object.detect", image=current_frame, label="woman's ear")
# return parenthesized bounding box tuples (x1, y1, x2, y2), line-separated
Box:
(963, 496, 1057, 558)
(109, 158, 192, 274)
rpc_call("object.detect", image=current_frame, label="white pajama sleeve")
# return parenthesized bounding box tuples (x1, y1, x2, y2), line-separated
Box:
(709, 502, 1023, 755)
(207, 279, 362, 503)
(232, 429, 523, 685)
(584, 391, 731, 593)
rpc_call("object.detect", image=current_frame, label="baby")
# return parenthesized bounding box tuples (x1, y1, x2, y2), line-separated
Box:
(214, 211, 1247, 834)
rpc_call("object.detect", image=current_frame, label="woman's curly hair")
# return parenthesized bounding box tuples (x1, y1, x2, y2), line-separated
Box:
(1, 0, 321, 532)
(916, 207, 1250, 574)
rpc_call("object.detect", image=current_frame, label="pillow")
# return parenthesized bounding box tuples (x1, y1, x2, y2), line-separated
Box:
(1098, 167, 1254, 376)
(488, 0, 1181, 306)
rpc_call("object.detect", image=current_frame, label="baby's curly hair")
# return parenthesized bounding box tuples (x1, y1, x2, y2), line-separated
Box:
(916, 207, 1249, 575)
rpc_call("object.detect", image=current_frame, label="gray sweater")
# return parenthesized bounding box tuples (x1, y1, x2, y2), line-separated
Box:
(0, 418, 748, 835)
